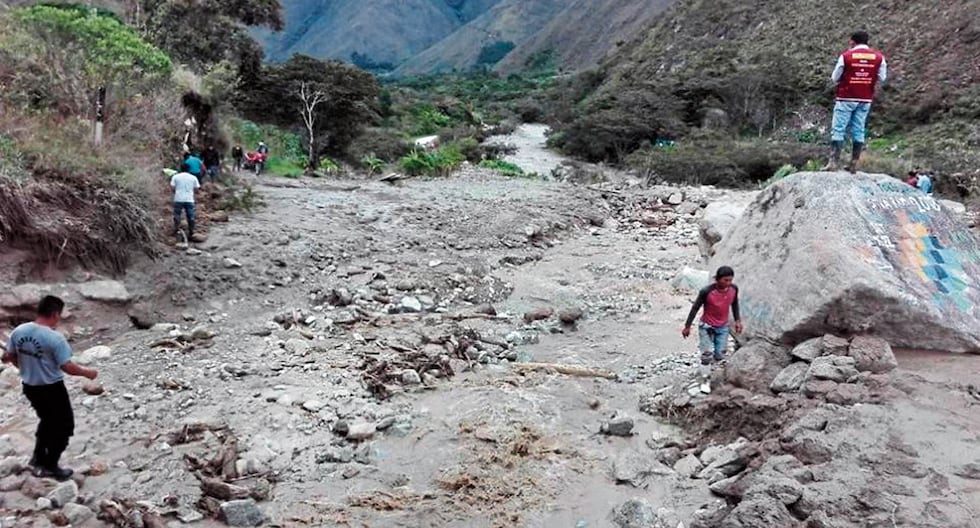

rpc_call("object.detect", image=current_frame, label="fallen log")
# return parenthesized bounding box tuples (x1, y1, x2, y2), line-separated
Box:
(512, 362, 617, 380)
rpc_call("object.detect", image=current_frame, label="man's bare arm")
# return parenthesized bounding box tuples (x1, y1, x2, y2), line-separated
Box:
(61, 361, 97, 380)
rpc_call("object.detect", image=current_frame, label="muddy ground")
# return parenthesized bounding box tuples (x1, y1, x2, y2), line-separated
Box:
(1, 128, 979, 528)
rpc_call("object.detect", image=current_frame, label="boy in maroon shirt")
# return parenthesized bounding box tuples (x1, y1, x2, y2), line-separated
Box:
(682, 266, 743, 393)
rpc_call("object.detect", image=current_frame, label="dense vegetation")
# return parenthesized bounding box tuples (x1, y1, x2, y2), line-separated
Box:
(542, 0, 980, 189)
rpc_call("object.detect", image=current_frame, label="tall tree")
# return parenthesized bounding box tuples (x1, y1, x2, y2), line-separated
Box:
(298, 81, 328, 170)
(130, 0, 282, 73)
(236, 55, 380, 159)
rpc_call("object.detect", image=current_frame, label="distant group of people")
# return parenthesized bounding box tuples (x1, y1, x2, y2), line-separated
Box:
(905, 169, 934, 194)
(171, 141, 270, 240)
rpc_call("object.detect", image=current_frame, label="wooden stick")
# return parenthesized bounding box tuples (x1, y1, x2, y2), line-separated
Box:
(512, 362, 617, 380)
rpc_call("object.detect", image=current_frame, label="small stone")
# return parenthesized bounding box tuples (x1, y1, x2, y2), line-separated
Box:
(523, 307, 554, 323)
(36, 497, 53, 511)
(332, 421, 350, 436)
(601, 414, 635, 437)
(610, 498, 660, 528)
(806, 355, 859, 383)
(400, 369, 422, 385)
(190, 326, 216, 341)
(302, 400, 325, 412)
(346, 423, 376, 441)
(62, 503, 95, 525)
(0, 457, 22, 478)
(284, 338, 310, 355)
(847, 336, 898, 373)
(0, 474, 25, 492)
(316, 446, 354, 464)
(558, 307, 584, 324)
(211, 211, 230, 223)
(224, 258, 244, 269)
(770, 362, 809, 393)
(822, 334, 850, 355)
(803, 379, 839, 398)
(674, 454, 704, 478)
(375, 416, 396, 430)
(474, 304, 497, 316)
(825, 383, 870, 405)
(399, 296, 423, 313)
(128, 306, 158, 330)
(47, 480, 78, 507)
(790, 338, 824, 362)
(666, 193, 684, 205)
(326, 288, 353, 307)
(82, 382, 105, 396)
(77, 280, 131, 303)
(77, 345, 112, 365)
(954, 463, 980, 480)
(178, 509, 205, 523)
(220, 499, 264, 527)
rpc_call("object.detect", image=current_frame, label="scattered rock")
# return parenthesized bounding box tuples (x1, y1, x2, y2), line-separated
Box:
(769, 362, 809, 393)
(76, 345, 112, 365)
(0, 474, 25, 492)
(523, 307, 554, 323)
(558, 307, 584, 324)
(224, 258, 244, 269)
(474, 303, 497, 316)
(676, 201, 701, 216)
(82, 382, 105, 396)
(316, 446, 354, 464)
(847, 336, 898, 373)
(47, 480, 78, 508)
(822, 334, 850, 356)
(127, 306, 158, 330)
(789, 337, 823, 362)
(220, 499, 264, 527)
(399, 296, 423, 313)
(612, 451, 672, 487)
(806, 355, 859, 383)
(346, 423, 376, 441)
(954, 463, 980, 480)
(673, 454, 704, 478)
(743, 473, 804, 505)
(671, 267, 709, 294)
(666, 193, 684, 206)
(211, 210, 230, 223)
(600, 414, 635, 437)
(825, 383, 870, 405)
(36, 497, 52, 511)
(62, 503, 95, 525)
(326, 288, 354, 307)
(720, 496, 798, 527)
(609, 498, 661, 528)
(802, 379, 839, 399)
(301, 400, 325, 412)
(284, 338, 310, 356)
(724, 341, 791, 392)
(77, 280, 132, 304)
(400, 369, 422, 385)
(0, 457, 22, 478)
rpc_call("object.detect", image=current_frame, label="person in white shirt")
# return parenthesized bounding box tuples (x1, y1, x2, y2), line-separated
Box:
(171, 162, 201, 239)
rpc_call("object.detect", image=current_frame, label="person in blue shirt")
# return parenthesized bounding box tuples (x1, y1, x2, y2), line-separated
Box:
(3, 296, 98, 481)
(916, 172, 933, 195)
(183, 152, 204, 180)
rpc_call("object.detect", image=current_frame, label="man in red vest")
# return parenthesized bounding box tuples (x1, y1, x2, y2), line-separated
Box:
(824, 31, 888, 172)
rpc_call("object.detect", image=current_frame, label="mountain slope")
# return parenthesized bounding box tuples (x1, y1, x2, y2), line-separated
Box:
(256, 0, 502, 66)
(496, 0, 676, 73)
(393, 0, 575, 75)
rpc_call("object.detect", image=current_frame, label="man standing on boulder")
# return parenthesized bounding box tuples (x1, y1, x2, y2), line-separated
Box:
(682, 266, 743, 394)
(2, 296, 97, 481)
(824, 31, 888, 173)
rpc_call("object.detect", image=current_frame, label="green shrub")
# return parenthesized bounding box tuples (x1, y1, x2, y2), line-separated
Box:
(361, 156, 386, 174)
(410, 105, 452, 136)
(479, 159, 524, 177)
(399, 144, 466, 177)
(347, 127, 412, 162)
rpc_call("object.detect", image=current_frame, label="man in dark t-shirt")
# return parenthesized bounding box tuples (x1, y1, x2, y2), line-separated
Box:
(682, 266, 743, 394)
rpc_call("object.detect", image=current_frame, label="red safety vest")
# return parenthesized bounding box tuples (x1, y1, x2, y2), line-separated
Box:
(836, 47, 885, 103)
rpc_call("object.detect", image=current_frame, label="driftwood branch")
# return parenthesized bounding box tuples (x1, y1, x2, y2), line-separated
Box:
(512, 362, 617, 380)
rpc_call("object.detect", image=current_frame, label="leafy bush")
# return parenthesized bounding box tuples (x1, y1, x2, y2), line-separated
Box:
(627, 140, 823, 187)
(479, 159, 524, 177)
(476, 40, 516, 67)
(361, 156, 386, 174)
(347, 127, 412, 162)
(410, 105, 453, 136)
(399, 145, 466, 177)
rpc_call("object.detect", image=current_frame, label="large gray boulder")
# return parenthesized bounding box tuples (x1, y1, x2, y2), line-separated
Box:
(711, 172, 980, 352)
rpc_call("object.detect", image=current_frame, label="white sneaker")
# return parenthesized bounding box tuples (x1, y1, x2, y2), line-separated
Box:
(700, 381, 712, 394)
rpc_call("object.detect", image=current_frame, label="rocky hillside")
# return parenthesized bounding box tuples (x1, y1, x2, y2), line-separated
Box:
(494, 0, 675, 73)
(255, 0, 502, 67)
(258, 0, 675, 74)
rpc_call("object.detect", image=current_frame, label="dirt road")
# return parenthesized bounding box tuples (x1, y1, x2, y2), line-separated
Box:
(1, 143, 978, 527)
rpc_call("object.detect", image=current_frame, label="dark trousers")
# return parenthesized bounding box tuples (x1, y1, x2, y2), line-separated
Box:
(23, 381, 74, 469)
(173, 202, 196, 237)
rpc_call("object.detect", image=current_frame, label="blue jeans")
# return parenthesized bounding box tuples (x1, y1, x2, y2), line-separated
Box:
(831, 101, 872, 144)
(207, 165, 220, 182)
(173, 202, 195, 236)
(698, 323, 730, 365)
